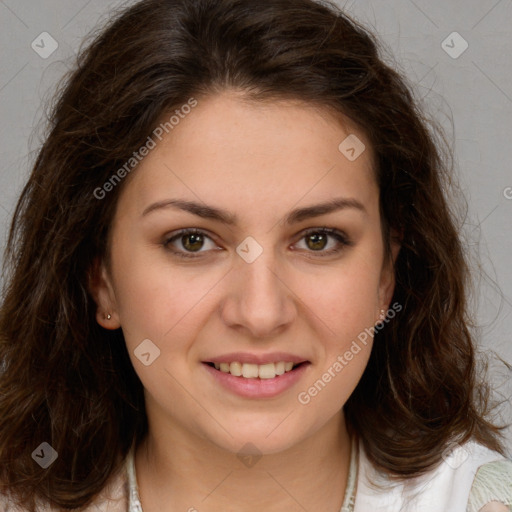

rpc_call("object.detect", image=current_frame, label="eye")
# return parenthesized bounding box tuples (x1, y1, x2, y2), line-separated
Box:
(163, 229, 219, 259)
(163, 226, 352, 260)
(294, 227, 352, 257)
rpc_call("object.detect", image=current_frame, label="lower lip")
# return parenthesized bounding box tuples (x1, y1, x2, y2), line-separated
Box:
(202, 362, 310, 399)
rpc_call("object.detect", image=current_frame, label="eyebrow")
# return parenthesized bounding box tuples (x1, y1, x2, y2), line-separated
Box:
(141, 197, 367, 225)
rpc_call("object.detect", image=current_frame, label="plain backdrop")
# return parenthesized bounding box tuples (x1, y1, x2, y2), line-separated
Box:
(1, 0, 511, 453)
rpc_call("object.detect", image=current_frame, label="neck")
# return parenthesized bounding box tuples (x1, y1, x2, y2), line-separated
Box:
(134, 410, 353, 512)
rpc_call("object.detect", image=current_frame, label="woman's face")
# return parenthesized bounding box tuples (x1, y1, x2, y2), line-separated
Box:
(93, 91, 398, 455)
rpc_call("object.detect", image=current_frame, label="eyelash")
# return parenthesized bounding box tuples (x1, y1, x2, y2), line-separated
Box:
(163, 227, 352, 260)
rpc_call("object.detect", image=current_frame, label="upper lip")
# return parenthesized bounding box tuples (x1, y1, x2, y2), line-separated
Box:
(203, 352, 309, 365)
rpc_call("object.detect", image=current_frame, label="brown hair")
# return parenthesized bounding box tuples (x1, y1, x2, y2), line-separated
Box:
(0, 0, 506, 509)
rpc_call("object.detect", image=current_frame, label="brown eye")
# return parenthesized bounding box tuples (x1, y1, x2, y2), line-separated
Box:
(180, 232, 205, 252)
(296, 227, 352, 257)
(163, 229, 217, 258)
(305, 232, 329, 251)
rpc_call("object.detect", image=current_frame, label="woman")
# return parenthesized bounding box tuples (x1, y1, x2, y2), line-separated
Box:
(0, 0, 510, 511)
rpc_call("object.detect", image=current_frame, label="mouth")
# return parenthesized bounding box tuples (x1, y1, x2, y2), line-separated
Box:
(202, 358, 311, 398)
(203, 361, 309, 379)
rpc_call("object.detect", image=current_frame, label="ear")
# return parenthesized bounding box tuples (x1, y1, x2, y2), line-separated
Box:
(376, 233, 401, 321)
(88, 257, 121, 329)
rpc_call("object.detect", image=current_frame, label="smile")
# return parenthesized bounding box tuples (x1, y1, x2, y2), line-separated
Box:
(206, 361, 300, 379)
(202, 360, 310, 399)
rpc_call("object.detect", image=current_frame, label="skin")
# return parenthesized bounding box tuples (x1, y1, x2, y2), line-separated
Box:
(91, 90, 400, 511)
(479, 504, 509, 512)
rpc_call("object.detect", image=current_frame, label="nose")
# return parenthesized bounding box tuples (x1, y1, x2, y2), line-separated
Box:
(220, 244, 296, 339)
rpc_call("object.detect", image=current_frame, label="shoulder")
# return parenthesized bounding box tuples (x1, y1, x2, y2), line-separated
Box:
(467, 458, 512, 512)
(354, 438, 510, 512)
(0, 462, 129, 512)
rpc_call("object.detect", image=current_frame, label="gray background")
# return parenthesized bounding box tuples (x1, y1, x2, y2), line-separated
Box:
(1, 0, 511, 453)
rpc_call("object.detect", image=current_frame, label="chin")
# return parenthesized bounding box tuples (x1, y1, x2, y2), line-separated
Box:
(204, 424, 305, 457)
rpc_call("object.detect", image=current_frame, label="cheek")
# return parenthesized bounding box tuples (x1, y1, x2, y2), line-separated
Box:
(295, 270, 376, 415)
(296, 259, 381, 340)
(297, 344, 371, 425)
(110, 242, 179, 344)
(111, 243, 224, 355)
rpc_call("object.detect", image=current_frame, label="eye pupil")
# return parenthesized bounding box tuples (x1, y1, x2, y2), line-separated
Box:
(183, 233, 204, 251)
(307, 233, 327, 251)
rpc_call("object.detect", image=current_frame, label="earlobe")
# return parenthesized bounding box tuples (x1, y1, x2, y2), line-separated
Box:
(88, 257, 121, 330)
(95, 309, 120, 330)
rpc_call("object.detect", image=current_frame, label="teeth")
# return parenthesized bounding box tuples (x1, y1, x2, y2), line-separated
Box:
(258, 363, 276, 379)
(230, 361, 242, 376)
(275, 362, 285, 375)
(242, 363, 259, 378)
(213, 361, 299, 379)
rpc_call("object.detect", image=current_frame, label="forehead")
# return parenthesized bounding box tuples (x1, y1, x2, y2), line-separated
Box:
(116, 91, 378, 223)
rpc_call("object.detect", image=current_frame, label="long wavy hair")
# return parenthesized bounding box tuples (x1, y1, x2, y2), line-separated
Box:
(0, 0, 506, 509)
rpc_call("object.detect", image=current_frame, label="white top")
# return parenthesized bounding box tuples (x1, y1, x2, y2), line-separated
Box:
(353, 439, 512, 511)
